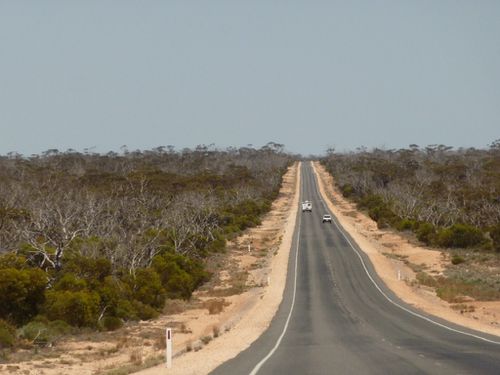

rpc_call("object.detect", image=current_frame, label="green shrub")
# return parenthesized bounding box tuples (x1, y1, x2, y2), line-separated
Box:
(152, 253, 208, 300)
(0, 254, 26, 269)
(396, 219, 418, 231)
(357, 194, 398, 227)
(54, 273, 87, 291)
(100, 316, 123, 331)
(357, 194, 384, 211)
(340, 184, 354, 198)
(0, 320, 16, 349)
(97, 276, 133, 319)
(451, 255, 465, 265)
(125, 268, 166, 309)
(63, 256, 112, 285)
(490, 224, 500, 252)
(131, 301, 158, 320)
(44, 290, 100, 327)
(0, 268, 47, 325)
(416, 272, 438, 287)
(18, 320, 71, 346)
(436, 224, 485, 248)
(415, 222, 436, 245)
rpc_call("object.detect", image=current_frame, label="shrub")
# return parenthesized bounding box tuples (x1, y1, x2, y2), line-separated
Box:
(204, 299, 226, 315)
(416, 272, 438, 288)
(63, 256, 112, 286)
(340, 184, 354, 198)
(357, 194, 384, 211)
(100, 316, 123, 331)
(451, 255, 465, 265)
(18, 320, 71, 346)
(436, 224, 485, 248)
(357, 194, 398, 227)
(0, 320, 16, 349)
(0, 254, 26, 269)
(54, 273, 87, 291)
(489, 224, 500, 252)
(152, 253, 208, 300)
(415, 222, 436, 245)
(436, 278, 500, 303)
(44, 290, 100, 327)
(131, 301, 158, 321)
(125, 268, 166, 309)
(0, 268, 47, 325)
(98, 276, 134, 319)
(396, 219, 417, 231)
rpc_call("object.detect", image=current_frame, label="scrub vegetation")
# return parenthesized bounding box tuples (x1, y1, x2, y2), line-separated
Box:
(320, 141, 500, 302)
(0, 143, 293, 351)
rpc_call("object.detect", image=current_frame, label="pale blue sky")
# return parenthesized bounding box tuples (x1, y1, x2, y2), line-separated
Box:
(1, 1, 499, 155)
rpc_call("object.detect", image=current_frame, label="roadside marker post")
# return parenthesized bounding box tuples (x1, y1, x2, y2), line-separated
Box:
(166, 328, 172, 369)
(397, 270, 401, 281)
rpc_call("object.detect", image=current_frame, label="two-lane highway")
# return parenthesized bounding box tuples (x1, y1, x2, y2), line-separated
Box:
(212, 162, 500, 374)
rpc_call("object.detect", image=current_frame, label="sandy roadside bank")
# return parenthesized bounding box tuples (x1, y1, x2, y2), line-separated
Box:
(312, 161, 500, 338)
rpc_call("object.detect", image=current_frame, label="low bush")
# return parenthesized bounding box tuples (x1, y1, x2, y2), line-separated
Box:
(125, 268, 166, 309)
(416, 272, 438, 288)
(130, 301, 158, 321)
(0, 267, 47, 325)
(451, 255, 465, 265)
(100, 316, 123, 331)
(18, 319, 72, 346)
(0, 320, 16, 349)
(396, 218, 418, 231)
(415, 222, 436, 245)
(489, 224, 500, 252)
(436, 278, 500, 303)
(436, 224, 485, 248)
(152, 253, 208, 300)
(340, 184, 354, 198)
(44, 290, 100, 327)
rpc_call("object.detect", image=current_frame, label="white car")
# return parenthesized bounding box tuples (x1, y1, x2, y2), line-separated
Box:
(322, 214, 332, 223)
(301, 201, 312, 212)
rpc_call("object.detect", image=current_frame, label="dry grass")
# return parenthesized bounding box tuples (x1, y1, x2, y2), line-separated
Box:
(212, 326, 220, 338)
(204, 299, 228, 315)
(129, 349, 143, 366)
(200, 335, 212, 345)
(163, 299, 188, 315)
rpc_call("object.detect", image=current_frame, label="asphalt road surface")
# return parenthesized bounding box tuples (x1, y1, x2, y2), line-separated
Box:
(211, 162, 500, 375)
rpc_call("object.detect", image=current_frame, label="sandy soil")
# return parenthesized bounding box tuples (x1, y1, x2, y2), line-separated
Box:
(312, 161, 500, 337)
(0, 162, 300, 375)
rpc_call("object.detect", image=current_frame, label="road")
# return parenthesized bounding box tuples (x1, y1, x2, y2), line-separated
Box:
(211, 162, 500, 375)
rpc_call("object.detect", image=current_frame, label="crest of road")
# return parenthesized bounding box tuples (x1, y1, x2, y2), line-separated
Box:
(211, 162, 500, 375)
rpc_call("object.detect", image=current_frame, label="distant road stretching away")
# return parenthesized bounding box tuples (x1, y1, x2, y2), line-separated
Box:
(212, 162, 500, 375)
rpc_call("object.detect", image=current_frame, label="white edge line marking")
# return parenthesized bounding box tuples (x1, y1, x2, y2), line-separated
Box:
(249, 180, 303, 375)
(311, 162, 500, 346)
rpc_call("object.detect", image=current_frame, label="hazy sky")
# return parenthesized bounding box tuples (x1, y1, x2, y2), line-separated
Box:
(1, 1, 499, 156)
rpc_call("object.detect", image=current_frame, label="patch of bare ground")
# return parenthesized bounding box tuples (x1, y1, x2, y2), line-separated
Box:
(1, 162, 300, 375)
(312, 161, 500, 337)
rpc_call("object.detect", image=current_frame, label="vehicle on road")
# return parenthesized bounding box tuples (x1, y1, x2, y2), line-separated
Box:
(322, 214, 332, 223)
(302, 201, 312, 212)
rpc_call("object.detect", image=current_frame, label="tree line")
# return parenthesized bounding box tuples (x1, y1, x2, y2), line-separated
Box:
(320, 141, 500, 251)
(0, 143, 294, 348)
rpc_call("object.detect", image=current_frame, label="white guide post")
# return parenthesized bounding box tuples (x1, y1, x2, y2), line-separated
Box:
(166, 327, 172, 369)
(397, 270, 401, 281)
